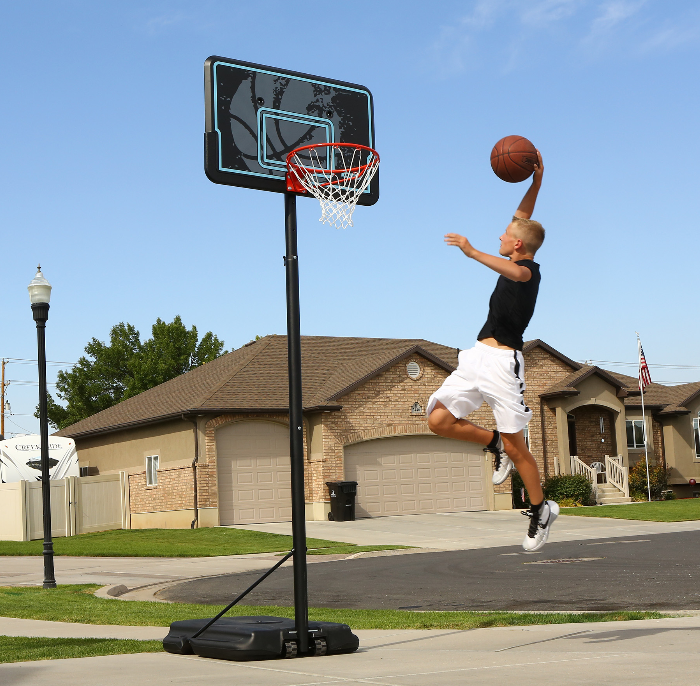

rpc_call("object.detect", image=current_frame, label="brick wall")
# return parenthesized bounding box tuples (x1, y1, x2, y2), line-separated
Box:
(569, 406, 617, 465)
(521, 347, 579, 481)
(652, 417, 665, 467)
(129, 466, 194, 514)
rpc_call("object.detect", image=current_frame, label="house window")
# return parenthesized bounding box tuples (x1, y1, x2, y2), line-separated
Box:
(693, 415, 700, 459)
(145, 455, 159, 486)
(523, 425, 530, 449)
(626, 420, 646, 449)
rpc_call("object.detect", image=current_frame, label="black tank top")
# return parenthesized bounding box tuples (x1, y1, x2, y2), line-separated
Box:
(477, 259, 540, 351)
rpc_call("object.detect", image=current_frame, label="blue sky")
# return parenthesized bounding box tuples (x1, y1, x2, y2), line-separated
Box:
(1, 0, 699, 435)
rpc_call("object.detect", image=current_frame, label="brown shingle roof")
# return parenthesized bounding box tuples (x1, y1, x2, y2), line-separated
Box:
(56, 334, 700, 439)
(540, 365, 627, 399)
(522, 339, 582, 370)
(57, 335, 459, 439)
(623, 381, 700, 415)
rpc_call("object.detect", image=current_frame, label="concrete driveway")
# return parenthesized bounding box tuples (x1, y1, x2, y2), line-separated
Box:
(235, 509, 700, 550)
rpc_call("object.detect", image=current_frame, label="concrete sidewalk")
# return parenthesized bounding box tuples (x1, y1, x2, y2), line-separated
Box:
(0, 551, 296, 591)
(0, 616, 166, 640)
(2, 615, 699, 685)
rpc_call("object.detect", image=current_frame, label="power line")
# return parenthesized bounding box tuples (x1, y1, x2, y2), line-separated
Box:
(6, 416, 33, 434)
(6, 380, 57, 386)
(3, 357, 75, 367)
(581, 359, 700, 370)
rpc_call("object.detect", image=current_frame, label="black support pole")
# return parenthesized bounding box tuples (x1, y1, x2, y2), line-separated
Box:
(33, 302, 56, 590)
(284, 192, 309, 654)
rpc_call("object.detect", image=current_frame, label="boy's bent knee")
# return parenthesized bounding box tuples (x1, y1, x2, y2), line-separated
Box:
(427, 406, 455, 434)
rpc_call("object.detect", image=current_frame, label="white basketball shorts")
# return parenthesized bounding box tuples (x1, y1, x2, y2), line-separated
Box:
(426, 341, 532, 434)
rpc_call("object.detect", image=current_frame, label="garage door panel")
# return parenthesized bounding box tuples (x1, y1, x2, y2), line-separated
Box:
(217, 421, 292, 525)
(346, 435, 487, 518)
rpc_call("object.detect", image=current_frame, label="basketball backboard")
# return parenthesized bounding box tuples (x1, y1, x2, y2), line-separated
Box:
(204, 57, 378, 205)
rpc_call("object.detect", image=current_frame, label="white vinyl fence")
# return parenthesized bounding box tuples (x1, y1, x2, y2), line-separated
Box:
(0, 473, 128, 541)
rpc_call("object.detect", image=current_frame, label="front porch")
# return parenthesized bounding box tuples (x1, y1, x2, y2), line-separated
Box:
(545, 375, 633, 504)
(570, 454, 632, 504)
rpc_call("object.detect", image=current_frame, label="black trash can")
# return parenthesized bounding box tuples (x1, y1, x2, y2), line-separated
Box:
(326, 481, 357, 522)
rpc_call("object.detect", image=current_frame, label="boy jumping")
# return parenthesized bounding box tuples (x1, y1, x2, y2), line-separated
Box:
(427, 152, 558, 551)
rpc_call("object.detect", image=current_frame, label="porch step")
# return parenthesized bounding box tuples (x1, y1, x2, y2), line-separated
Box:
(596, 483, 631, 505)
(597, 496, 633, 505)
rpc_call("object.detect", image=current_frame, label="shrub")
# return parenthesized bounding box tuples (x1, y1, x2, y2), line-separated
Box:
(628, 460, 670, 500)
(544, 474, 593, 506)
(511, 472, 593, 507)
(511, 470, 530, 508)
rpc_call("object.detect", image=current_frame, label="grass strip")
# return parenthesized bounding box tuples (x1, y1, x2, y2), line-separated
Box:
(0, 635, 162, 664)
(561, 499, 700, 522)
(0, 586, 663, 631)
(0, 528, 409, 558)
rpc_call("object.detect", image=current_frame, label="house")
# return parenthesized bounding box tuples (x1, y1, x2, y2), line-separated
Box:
(55, 335, 700, 529)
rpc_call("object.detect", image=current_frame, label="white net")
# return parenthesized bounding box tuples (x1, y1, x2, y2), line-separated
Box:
(287, 144, 379, 230)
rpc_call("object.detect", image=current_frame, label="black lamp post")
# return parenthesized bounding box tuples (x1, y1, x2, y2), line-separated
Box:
(28, 266, 56, 589)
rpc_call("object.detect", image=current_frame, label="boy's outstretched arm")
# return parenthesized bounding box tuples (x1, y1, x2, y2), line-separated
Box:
(513, 150, 543, 219)
(444, 234, 532, 282)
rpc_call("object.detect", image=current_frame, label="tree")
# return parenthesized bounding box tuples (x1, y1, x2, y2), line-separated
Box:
(40, 316, 225, 430)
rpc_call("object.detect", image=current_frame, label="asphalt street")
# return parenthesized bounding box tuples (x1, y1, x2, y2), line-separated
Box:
(159, 530, 700, 611)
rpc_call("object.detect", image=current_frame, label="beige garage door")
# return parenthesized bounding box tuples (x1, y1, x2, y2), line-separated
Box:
(344, 435, 487, 517)
(217, 421, 292, 525)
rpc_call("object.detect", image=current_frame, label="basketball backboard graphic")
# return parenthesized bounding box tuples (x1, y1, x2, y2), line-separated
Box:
(204, 57, 378, 205)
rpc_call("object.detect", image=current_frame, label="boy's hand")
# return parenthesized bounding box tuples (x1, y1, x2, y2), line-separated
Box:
(533, 149, 543, 185)
(445, 233, 476, 258)
(514, 150, 543, 219)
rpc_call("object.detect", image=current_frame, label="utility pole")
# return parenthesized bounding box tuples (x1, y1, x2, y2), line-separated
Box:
(0, 359, 7, 440)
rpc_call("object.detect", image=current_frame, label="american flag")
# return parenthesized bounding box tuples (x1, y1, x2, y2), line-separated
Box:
(639, 343, 652, 389)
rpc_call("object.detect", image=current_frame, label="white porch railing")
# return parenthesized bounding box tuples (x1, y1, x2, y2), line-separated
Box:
(570, 455, 597, 501)
(605, 454, 629, 498)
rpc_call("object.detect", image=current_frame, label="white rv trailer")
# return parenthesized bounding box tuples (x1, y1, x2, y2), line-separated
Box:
(0, 435, 79, 483)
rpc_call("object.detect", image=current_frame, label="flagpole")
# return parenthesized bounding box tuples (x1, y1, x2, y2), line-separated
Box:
(637, 333, 652, 502)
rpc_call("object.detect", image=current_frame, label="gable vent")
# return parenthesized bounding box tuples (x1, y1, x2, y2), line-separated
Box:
(406, 361, 421, 379)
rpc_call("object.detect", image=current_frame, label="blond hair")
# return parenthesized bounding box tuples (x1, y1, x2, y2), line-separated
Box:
(511, 216, 545, 255)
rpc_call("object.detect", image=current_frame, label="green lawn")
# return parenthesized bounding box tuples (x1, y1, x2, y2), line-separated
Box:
(0, 528, 409, 558)
(0, 635, 162, 664)
(561, 498, 700, 522)
(0, 585, 663, 631)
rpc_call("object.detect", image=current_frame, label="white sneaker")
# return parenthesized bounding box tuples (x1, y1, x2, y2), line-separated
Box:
(491, 453, 513, 485)
(484, 434, 513, 485)
(522, 500, 559, 552)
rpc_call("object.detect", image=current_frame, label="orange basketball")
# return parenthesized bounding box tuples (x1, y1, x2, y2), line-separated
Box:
(490, 136, 538, 183)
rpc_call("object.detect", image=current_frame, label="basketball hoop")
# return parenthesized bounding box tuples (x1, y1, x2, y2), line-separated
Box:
(286, 143, 379, 230)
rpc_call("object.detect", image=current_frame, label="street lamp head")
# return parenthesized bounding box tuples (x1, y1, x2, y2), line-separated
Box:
(28, 266, 52, 305)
